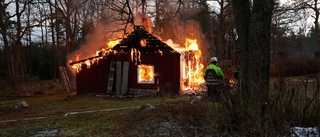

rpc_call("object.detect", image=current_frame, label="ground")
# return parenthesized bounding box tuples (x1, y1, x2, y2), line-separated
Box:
(0, 77, 319, 136)
(0, 89, 228, 137)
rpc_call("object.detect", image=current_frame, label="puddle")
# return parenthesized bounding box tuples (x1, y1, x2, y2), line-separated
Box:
(30, 129, 59, 137)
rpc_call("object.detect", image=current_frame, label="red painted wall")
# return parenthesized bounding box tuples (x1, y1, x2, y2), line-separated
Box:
(76, 52, 181, 95)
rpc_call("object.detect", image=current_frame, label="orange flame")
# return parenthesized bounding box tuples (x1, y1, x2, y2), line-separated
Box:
(168, 38, 205, 93)
(131, 48, 141, 65)
(185, 38, 199, 50)
(138, 65, 154, 83)
(76, 54, 81, 61)
(70, 39, 121, 73)
(107, 39, 120, 48)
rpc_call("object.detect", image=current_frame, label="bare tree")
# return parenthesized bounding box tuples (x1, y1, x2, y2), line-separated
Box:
(0, 0, 34, 90)
(210, 0, 233, 61)
(232, 0, 274, 104)
(45, 0, 88, 54)
(0, 1, 12, 85)
(290, 0, 320, 47)
(303, 0, 320, 47)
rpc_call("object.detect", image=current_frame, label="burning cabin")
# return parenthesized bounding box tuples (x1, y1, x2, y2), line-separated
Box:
(71, 26, 183, 95)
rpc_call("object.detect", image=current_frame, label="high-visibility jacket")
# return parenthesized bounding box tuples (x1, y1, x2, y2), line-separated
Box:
(204, 64, 224, 79)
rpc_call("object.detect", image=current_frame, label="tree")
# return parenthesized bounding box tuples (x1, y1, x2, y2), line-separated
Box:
(231, 0, 274, 106)
(45, 0, 88, 54)
(152, 0, 183, 42)
(0, 0, 33, 89)
(290, 0, 320, 48)
(0, 1, 11, 82)
(209, 0, 234, 61)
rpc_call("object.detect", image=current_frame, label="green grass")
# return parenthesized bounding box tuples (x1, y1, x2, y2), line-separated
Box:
(0, 92, 189, 136)
(1, 75, 319, 136)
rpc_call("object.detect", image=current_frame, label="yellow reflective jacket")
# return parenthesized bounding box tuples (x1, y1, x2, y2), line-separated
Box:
(204, 64, 224, 79)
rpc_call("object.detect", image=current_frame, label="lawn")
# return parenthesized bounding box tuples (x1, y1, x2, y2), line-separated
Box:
(0, 75, 319, 136)
(0, 92, 194, 136)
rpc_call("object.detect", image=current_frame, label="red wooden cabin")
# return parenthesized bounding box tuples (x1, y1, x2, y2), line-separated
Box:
(72, 26, 181, 95)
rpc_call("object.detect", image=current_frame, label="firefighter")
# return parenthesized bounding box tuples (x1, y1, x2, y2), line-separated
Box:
(204, 57, 225, 102)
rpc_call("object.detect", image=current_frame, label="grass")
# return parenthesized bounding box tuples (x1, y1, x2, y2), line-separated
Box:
(0, 92, 191, 136)
(0, 90, 319, 136)
(0, 92, 187, 118)
(0, 75, 319, 136)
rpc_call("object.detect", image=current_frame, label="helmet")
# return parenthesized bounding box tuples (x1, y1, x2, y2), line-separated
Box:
(211, 57, 218, 62)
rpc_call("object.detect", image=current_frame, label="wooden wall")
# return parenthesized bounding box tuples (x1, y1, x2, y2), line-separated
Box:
(76, 52, 181, 95)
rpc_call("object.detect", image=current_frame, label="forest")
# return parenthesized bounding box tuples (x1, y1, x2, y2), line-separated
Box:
(0, 0, 319, 96)
(1, 0, 320, 136)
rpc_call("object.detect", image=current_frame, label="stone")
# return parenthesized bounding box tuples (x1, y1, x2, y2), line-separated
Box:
(14, 101, 29, 109)
(142, 103, 156, 111)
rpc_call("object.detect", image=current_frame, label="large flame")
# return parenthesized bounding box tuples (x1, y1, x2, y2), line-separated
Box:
(185, 38, 199, 50)
(169, 38, 205, 93)
(70, 39, 120, 72)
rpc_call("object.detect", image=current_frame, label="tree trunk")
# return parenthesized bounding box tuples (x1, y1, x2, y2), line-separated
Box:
(0, 2, 10, 84)
(248, 0, 274, 99)
(232, 0, 274, 102)
(13, 0, 24, 89)
(0, 25, 14, 87)
(217, 0, 225, 60)
(231, 0, 251, 96)
(52, 0, 57, 79)
(314, 0, 320, 48)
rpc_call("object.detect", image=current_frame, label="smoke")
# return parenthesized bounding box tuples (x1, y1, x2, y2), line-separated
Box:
(67, 1, 211, 73)
(67, 13, 152, 63)
(164, 39, 181, 49)
(156, 17, 211, 63)
(67, 23, 130, 63)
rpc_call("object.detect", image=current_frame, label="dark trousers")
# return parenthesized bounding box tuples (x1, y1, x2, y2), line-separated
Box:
(207, 85, 221, 102)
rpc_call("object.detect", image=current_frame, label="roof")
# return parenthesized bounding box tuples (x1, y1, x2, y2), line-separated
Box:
(69, 26, 179, 65)
(112, 26, 179, 54)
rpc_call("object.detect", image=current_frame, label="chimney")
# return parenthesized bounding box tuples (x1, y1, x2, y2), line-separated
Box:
(142, 17, 152, 33)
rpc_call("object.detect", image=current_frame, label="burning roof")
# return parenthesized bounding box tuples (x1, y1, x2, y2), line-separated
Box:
(70, 25, 179, 65)
(111, 25, 179, 54)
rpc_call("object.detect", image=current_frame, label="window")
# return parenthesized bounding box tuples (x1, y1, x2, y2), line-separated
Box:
(137, 65, 154, 84)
